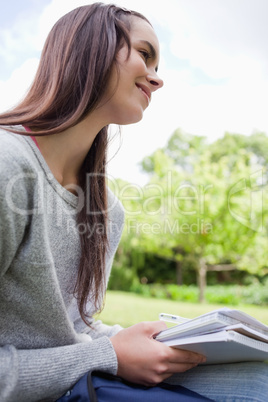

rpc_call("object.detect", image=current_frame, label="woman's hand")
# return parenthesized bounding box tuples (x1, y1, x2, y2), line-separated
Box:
(110, 321, 206, 386)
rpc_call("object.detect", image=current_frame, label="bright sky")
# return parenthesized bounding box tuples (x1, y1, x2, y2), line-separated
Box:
(1, 0, 268, 184)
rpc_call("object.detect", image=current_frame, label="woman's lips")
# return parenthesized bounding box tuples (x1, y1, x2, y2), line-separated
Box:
(136, 83, 151, 104)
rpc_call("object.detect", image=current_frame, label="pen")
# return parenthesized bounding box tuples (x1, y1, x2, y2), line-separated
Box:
(159, 313, 190, 324)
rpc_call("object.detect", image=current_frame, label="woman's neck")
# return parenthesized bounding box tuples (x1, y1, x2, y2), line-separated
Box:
(35, 114, 107, 189)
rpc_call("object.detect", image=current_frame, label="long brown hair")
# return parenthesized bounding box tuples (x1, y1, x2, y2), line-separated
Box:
(0, 3, 150, 325)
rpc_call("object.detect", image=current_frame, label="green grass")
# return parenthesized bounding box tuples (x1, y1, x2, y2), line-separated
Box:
(96, 290, 268, 327)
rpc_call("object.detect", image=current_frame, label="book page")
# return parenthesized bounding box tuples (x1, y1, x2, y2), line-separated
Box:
(156, 308, 268, 341)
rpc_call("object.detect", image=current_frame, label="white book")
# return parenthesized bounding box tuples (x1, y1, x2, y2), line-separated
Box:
(156, 308, 268, 364)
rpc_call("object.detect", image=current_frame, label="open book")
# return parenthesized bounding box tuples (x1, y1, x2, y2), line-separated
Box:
(155, 308, 268, 365)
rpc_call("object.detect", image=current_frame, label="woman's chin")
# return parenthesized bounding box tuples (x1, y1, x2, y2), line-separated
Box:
(116, 110, 145, 126)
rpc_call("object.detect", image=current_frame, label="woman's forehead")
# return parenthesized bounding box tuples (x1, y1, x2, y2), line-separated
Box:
(129, 18, 160, 56)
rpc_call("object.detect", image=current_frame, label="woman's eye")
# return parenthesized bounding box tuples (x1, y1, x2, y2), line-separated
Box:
(140, 50, 151, 62)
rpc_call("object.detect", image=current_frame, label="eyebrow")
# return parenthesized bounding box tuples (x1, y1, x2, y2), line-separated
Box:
(139, 40, 159, 71)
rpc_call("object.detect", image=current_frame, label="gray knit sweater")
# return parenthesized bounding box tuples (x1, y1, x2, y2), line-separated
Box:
(0, 130, 125, 402)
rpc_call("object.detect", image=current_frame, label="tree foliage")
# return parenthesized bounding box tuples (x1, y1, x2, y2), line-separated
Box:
(111, 130, 268, 300)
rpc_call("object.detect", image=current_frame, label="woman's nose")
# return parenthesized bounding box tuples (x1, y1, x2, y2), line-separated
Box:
(147, 72, 164, 91)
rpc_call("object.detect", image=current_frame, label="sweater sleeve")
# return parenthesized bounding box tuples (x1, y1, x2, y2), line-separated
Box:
(1, 337, 118, 402)
(0, 150, 30, 274)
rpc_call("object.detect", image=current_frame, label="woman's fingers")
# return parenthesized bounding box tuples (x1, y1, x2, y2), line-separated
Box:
(167, 346, 206, 365)
(110, 321, 206, 386)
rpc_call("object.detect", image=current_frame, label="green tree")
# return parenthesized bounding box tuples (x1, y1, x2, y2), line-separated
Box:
(124, 130, 268, 301)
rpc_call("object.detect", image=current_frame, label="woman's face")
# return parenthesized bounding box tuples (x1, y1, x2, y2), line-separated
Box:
(101, 16, 164, 125)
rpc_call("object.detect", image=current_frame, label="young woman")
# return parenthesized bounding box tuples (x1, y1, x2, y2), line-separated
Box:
(0, 3, 267, 402)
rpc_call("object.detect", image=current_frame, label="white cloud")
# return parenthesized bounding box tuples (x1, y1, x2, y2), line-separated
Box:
(0, 58, 39, 112)
(34, 0, 92, 51)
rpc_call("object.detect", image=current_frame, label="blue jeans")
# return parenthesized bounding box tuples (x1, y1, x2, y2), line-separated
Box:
(164, 362, 268, 402)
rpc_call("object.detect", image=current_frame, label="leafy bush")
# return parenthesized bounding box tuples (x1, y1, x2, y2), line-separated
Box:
(128, 283, 268, 306)
(108, 263, 268, 306)
(108, 265, 137, 291)
(130, 282, 152, 297)
(205, 286, 240, 305)
(166, 284, 199, 302)
(240, 284, 268, 305)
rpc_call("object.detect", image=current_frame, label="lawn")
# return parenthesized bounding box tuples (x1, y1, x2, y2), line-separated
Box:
(96, 290, 268, 327)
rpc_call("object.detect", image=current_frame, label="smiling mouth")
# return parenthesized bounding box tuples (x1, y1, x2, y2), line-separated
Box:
(136, 84, 151, 104)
